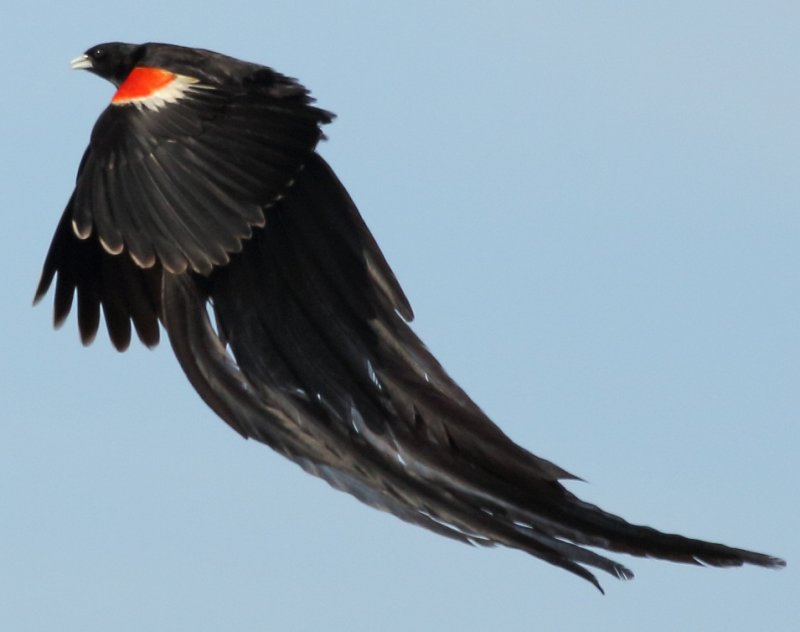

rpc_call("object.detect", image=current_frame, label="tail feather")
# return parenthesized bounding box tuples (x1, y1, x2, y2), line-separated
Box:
(125, 153, 786, 591)
(551, 491, 786, 569)
(186, 154, 785, 589)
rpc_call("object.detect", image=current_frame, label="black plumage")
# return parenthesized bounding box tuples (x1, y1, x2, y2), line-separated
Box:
(35, 42, 784, 591)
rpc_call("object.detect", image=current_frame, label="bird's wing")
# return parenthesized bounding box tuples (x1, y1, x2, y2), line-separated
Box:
(71, 72, 331, 275)
(35, 67, 330, 349)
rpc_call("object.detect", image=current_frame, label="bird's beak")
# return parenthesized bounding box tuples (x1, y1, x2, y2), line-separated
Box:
(70, 54, 92, 70)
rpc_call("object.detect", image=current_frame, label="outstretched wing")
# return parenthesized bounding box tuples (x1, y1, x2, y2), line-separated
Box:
(35, 64, 331, 350)
(71, 68, 332, 275)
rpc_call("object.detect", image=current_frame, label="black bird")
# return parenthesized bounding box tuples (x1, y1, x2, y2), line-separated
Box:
(35, 42, 784, 591)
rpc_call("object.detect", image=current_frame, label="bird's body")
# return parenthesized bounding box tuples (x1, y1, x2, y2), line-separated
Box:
(36, 42, 784, 591)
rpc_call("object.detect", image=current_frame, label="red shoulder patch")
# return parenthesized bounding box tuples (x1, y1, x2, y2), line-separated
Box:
(112, 67, 177, 103)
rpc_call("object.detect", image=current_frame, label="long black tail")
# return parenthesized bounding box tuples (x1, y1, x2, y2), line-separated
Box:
(159, 154, 784, 591)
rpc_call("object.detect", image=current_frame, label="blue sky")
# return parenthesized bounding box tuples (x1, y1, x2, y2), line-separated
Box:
(2, 3, 797, 630)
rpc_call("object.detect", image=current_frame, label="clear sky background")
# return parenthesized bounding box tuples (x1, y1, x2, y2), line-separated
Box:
(2, 3, 797, 631)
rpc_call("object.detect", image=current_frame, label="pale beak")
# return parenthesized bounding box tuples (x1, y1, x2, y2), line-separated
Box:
(70, 54, 92, 70)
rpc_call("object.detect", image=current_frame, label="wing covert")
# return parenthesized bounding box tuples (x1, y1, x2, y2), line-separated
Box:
(72, 75, 332, 274)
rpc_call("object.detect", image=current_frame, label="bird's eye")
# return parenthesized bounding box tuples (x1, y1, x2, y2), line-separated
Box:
(92, 47, 106, 60)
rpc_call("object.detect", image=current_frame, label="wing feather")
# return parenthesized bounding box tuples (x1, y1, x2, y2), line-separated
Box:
(70, 71, 330, 274)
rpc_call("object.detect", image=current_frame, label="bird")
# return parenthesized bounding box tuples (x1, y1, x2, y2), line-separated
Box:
(35, 41, 785, 592)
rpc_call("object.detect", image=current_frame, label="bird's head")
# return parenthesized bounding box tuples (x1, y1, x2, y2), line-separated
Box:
(71, 42, 142, 87)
